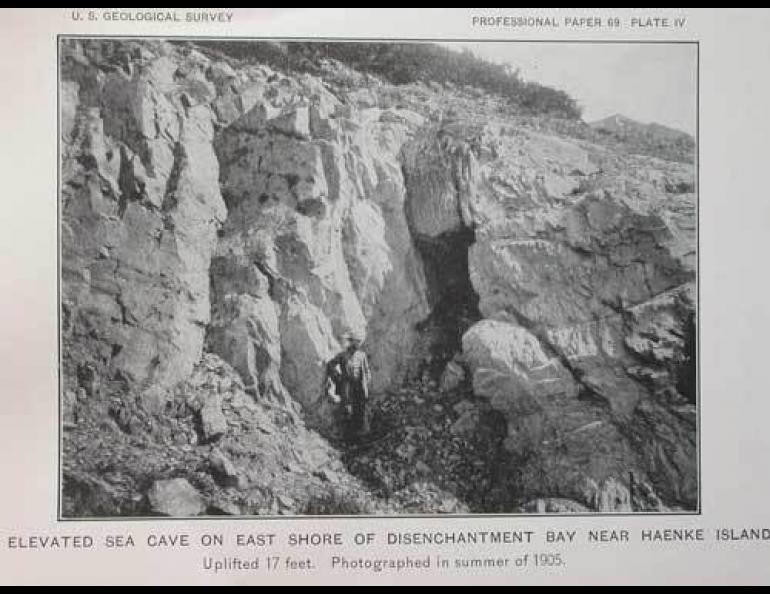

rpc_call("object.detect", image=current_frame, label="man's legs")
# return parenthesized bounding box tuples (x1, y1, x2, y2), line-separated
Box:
(340, 381, 354, 441)
(350, 383, 368, 439)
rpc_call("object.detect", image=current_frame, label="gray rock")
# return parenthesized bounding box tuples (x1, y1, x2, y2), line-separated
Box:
(395, 442, 417, 463)
(200, 395, 227, 442)
(402, 134, 471, 238)
(208, 500, 242, 515)
(415, 461, 431, 475)
(61, 46, 226, 395)
(209, 448, 247, 489)
(584, 477, 633, 513)
(439, 361, 465, 392)
(208, 61, 236, 84)
(139, 385, 168, 415)
(62, 390, 77, 424)
(450, 410, 479, 436)
(208, 267, 287, 404)
(268, 106, 310, 139)
(452, 400, 475, 416)
(147, 479, 204, 517)
(62, 471, 127, 517)
(518, 498, 591, 514)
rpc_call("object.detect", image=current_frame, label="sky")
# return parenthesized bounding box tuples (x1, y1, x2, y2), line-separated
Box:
(447, 43, 697, 135)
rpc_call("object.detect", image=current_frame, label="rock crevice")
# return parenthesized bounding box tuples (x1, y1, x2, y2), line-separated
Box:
(60, 39, 697, 515)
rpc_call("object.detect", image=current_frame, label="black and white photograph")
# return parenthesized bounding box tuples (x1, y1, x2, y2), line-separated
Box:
(59, 37, 697, 518)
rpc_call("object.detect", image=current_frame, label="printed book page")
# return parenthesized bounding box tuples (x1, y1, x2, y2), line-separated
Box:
(0, 7, 767, 585)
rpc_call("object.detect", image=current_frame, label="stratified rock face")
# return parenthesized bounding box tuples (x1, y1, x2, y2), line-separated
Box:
(60, 39, 430, 419)
(61, 39, 697, 515)
(207, 258, 288, 404)
(212, 81, 430, 411)
(402, 123, 482, 239)
(60, 40, 226, 393)
(403, 120, 697, 510)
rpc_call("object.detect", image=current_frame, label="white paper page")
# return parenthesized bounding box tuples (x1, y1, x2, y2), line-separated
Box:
(0, 7, 767, 585)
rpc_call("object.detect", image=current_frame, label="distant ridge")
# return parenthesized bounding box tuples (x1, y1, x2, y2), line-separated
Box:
(591, 113, 692, 140)
(589, 114, 695, 163)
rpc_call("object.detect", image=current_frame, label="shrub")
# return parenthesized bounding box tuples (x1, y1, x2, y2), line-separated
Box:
(189, 40, 583, 120)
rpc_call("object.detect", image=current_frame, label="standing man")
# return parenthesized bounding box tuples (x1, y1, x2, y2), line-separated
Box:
(327, 331, 371, 441)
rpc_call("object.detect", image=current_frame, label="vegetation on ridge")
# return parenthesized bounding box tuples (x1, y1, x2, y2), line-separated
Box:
(191, 40, 583, 120)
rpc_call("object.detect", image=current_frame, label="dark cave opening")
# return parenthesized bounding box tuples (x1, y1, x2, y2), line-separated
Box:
(413, 227, 482, 378)
(676, 311, 697, 405)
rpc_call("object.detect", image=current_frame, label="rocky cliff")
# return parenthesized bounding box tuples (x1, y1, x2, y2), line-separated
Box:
(60, 39, 696, 516)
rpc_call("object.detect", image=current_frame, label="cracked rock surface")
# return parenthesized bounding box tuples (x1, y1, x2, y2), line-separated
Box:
(60, 39, 696, 515)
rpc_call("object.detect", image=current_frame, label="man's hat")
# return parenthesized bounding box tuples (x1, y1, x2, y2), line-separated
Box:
(342, 329, 365, 343)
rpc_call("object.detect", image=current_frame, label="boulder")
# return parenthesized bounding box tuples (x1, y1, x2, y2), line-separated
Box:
(209, 448, 247, 489)
(207, 60, 237, 87)
(139, 385, 168, 416)
(200, 395, 227, 442)
(439, 360, 465, 392)
(268, 106, 311, 140)
(462, 319, 578, 402)
(147, 479, 205, 517)
(208, 500, 242, 515)
(450, 410, 479, 436)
